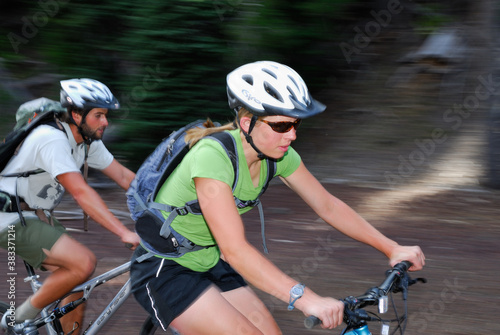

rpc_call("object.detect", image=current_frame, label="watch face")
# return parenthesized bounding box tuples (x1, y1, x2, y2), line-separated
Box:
(291, 284, 304, 298)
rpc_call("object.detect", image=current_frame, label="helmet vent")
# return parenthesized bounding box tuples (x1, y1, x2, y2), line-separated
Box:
(60, 78, 119, 110)
(287, 75, 298, 88)
(242, 75, 253, 85)
(225, 61, 325, 117)
(264, 81, 283, 103)
(262, 68, 278, 79)
(287, 86, 298, 102)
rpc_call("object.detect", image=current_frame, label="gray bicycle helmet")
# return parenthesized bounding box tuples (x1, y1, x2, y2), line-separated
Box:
(60, 78, 120, 110)
(226, 61, 325, 118)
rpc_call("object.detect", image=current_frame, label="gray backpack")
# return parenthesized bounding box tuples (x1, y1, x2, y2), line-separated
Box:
(126, 120, 276, 258)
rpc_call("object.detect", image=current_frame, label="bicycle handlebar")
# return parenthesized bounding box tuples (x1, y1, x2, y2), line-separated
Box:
(304, 261, 425, 331)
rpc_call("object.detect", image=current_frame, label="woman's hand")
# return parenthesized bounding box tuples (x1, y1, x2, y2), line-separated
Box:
(297, 291, 344, 329)
(389, 245, 426, 271)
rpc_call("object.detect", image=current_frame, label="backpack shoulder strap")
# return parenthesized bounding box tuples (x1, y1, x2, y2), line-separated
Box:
(152, 130, 238, 250)
(205, 131, 238, 191)
(193, 131, 277, 253)
(260, 158, 276, 197)
(1, 113, 67, 179)
(255, 158, 276, 254)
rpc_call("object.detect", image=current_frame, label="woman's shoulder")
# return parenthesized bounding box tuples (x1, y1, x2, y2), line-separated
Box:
(193, 130, 238, 155)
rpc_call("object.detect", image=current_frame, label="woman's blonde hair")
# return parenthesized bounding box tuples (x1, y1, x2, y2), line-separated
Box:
(185, 108, 257, 148)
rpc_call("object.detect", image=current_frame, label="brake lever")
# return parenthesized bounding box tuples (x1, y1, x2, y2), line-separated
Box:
(392, 274, 409, 294)
(392, 275, 427, 302)
(410, 277, 427, 285)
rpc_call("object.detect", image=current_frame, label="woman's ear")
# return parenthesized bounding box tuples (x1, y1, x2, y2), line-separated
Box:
(239, 116, 252, 133)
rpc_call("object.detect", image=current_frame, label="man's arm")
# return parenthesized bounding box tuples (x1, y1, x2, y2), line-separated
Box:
(57, 171, 139, 248)
(100, 159, 136, 190)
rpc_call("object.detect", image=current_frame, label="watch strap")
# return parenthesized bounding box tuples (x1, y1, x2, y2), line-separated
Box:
(288, 283, 305, 311)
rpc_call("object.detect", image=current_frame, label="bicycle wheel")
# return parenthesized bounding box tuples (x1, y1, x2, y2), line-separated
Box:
(139, 316, 158, 335)
(140, 316, 180, 335)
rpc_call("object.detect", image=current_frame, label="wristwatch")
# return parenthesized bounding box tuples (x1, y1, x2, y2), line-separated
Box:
(288, 283, 305, 311)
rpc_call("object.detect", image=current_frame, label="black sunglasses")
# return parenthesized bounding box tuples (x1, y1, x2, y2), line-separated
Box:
(260, 119, 302, 133)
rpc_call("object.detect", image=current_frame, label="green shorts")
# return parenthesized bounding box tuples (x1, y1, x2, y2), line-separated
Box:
(0, 215, 67, 269)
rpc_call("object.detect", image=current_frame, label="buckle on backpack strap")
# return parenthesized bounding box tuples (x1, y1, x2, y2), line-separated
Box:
(175, 207, 189, 216)
(236, 198, 260, 209)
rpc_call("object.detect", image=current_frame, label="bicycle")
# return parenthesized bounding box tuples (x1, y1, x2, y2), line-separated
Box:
(0, 259, 178, 335)
(304, 261, 426, 334)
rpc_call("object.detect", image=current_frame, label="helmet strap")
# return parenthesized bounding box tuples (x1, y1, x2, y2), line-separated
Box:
(70, 109, 93, 145)
(238, 114, 267, 160)
(79, 115, 94, 145)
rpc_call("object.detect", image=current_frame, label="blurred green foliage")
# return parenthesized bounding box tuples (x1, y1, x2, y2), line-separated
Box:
(3, 0, 457, 168)
(1, 0, 356, 167)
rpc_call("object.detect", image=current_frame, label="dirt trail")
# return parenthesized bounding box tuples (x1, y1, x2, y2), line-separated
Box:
(1, 123, 499, 334)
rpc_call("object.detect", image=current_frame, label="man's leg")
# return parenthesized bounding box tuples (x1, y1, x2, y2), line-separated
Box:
(30, 234, 96, 333)
(0, 216, 96, 333)
(60, 292, 86, 333)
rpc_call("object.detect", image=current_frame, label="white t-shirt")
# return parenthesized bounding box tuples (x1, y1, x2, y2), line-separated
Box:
(0, 122, 113, 229)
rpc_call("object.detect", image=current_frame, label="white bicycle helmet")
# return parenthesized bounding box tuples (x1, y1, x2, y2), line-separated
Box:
(226, 61, 325, 118)
(60, 78, 120, 110)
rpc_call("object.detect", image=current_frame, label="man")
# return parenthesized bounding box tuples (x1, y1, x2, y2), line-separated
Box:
(0, 78, 140, 333)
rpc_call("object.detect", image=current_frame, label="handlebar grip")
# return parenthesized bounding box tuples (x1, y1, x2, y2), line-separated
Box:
(304, 316, 321, 329)
(400, 260, 412, 271)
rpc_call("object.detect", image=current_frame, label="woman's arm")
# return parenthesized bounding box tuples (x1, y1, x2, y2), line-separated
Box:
(281, 162, 425, 271)
(194, 177, 344, 329)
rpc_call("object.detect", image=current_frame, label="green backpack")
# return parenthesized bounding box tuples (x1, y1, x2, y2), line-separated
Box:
(0, 98, 67, 224)
(0, 97, 67, 174)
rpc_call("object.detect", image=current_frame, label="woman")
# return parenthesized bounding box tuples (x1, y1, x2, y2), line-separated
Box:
(130, 61, 425, 334)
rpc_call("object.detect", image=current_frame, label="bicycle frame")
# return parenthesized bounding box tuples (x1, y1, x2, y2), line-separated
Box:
(24, 260, 132, 335)
(344, 325, 371, 335)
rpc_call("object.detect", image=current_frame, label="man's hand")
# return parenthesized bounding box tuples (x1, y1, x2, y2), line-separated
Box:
(121, 231, 140, 250)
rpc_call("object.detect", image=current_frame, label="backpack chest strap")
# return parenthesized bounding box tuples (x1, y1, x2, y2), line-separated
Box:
(152, 195, 261, 236)
(146, 199, 201, 238)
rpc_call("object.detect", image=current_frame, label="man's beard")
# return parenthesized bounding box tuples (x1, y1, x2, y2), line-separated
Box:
(80, 123, 105, 141)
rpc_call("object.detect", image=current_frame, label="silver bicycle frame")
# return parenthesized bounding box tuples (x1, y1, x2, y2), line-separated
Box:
(26, 261, 132, 335)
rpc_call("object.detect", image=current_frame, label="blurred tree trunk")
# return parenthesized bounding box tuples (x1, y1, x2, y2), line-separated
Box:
(467, 0, 500, 188)
(485, 0, 500, 188)
(458, 0, 499, 187)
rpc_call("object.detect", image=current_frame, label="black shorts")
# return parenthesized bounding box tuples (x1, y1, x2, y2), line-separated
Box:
(130, 245, 247, 330)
